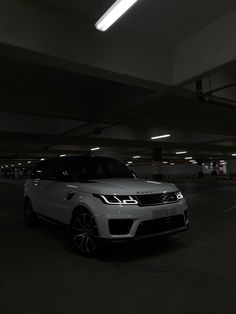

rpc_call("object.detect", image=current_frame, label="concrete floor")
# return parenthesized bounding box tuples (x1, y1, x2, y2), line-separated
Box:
(1, 180, 236, 314)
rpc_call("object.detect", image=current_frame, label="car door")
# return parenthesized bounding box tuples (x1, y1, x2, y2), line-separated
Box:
(36, 159, 73, 224)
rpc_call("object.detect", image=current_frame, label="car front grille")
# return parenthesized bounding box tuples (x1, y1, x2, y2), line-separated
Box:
(136, 192, 178, 206)
(135, 215, 185, 237)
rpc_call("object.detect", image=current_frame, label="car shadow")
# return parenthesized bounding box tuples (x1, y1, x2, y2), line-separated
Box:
(31, 219, 189, 262)
(95, 236, 188, 263)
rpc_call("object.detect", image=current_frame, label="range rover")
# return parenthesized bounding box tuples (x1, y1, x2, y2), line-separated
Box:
(24, 156, 189, 256)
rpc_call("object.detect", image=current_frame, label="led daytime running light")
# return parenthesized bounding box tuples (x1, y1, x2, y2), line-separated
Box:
(96, 194, 138, 205)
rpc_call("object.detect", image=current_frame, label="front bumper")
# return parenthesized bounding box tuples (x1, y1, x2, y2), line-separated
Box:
(91, 197, 188, 240)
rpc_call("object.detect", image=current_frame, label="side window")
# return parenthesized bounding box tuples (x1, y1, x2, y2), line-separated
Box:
(31, 161, 59, 180)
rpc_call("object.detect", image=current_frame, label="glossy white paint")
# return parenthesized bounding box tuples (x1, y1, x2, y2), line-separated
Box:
(24, 177, 188, 239)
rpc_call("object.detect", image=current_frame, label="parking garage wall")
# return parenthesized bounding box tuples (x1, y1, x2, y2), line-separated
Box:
(130, 164, 199, 179)
(227, 159, 236, 176)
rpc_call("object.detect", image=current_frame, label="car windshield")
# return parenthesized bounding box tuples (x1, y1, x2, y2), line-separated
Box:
(66, 157, 134, 181)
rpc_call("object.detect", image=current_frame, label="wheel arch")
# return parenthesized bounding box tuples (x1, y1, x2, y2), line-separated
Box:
(70, 204, 101, 236)
(71, 204, 94, 222)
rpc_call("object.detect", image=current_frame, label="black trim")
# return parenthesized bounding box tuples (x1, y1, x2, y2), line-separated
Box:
(36, 213, 68, 226)
(108, 219, 134, 235)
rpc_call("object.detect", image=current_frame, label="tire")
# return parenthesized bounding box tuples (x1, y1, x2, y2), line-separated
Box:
(24, 198, 38, 226)
(70, 208, 101, 257)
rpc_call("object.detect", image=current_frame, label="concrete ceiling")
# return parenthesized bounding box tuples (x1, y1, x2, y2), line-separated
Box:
(0, 54, 235, 162)
(34, 0, 236, 45)
(0, 0, 236, 163)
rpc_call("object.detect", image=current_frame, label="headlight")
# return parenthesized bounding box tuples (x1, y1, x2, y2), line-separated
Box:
(94, 194, 138, 205)
(176, 191, 184, 200)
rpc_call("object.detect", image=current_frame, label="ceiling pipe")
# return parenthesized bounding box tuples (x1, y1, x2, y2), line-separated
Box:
(196, 80, 236, 108)
(204, 95, 236, 108)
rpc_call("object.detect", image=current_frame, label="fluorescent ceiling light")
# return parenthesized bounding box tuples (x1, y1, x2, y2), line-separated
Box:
(163, 161, 168, 164)
(18, 163, 22, 166)
(185, 157, 192, 160)
(127, 161, 133, 164)
(40, 158, 45, 161)
(170, 163, 175, 165)
(176, 151, 187, 155)
(60, 154, 67, 157)
(95, 0, 139, 32)
(90, 147, 100, 151)
(27, 161, 31, 164)
(232, 153, 236, 156)
(133, 156, 141, 159)
(151, 134, 171, 140)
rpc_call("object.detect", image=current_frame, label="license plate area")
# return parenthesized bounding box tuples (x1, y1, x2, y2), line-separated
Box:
(152, 207, 177, 219)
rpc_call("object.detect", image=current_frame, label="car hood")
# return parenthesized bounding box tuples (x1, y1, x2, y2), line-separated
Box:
(69, 178, 178, 195)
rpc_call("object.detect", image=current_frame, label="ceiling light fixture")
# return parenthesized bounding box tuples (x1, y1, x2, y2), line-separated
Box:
(40, 158, 45, 161)
(127, 161, 133, 164)
(176, 151, 187, 155)
(90, 147, 100, 151)
(60, 154, 67, 157)
(133, 156, 141, 159)
(185, 157, 192, 160)
(232, 153, 236, 156)
(151, 134, 171, 140)
(95, 0, 139, 32)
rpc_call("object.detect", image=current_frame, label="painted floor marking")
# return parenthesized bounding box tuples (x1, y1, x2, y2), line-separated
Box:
(224, 204, 236, 213)
(185, 187, 227, 199)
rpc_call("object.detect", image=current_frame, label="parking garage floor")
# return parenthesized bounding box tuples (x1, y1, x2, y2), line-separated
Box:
(1, 180, 236, 314)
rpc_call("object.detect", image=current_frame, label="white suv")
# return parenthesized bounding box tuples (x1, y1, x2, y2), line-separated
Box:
(24, 156, 189, 256)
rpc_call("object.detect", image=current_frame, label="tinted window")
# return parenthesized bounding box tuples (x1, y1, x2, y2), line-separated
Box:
(65, 157, 133, 181)
(31, 159, 69, 181)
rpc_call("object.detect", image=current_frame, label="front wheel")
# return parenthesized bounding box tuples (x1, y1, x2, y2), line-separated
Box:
(70, 208, 101, 257)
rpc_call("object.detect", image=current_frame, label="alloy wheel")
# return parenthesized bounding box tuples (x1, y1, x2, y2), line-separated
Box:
(71, 209, 100, 255)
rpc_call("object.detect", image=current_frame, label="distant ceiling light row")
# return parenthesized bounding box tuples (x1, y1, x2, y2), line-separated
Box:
(185, 156, 192, 160)
(151, 134, 171, 140)
(95, 0, 139, 31)
(133, 155, 141, 159)
(176, 151, 187, 155)
(90, 147, 100, 151)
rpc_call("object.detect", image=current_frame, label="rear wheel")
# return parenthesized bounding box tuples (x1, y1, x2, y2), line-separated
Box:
(24, 198, 38, 226)
(70, 208, 100, 256)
